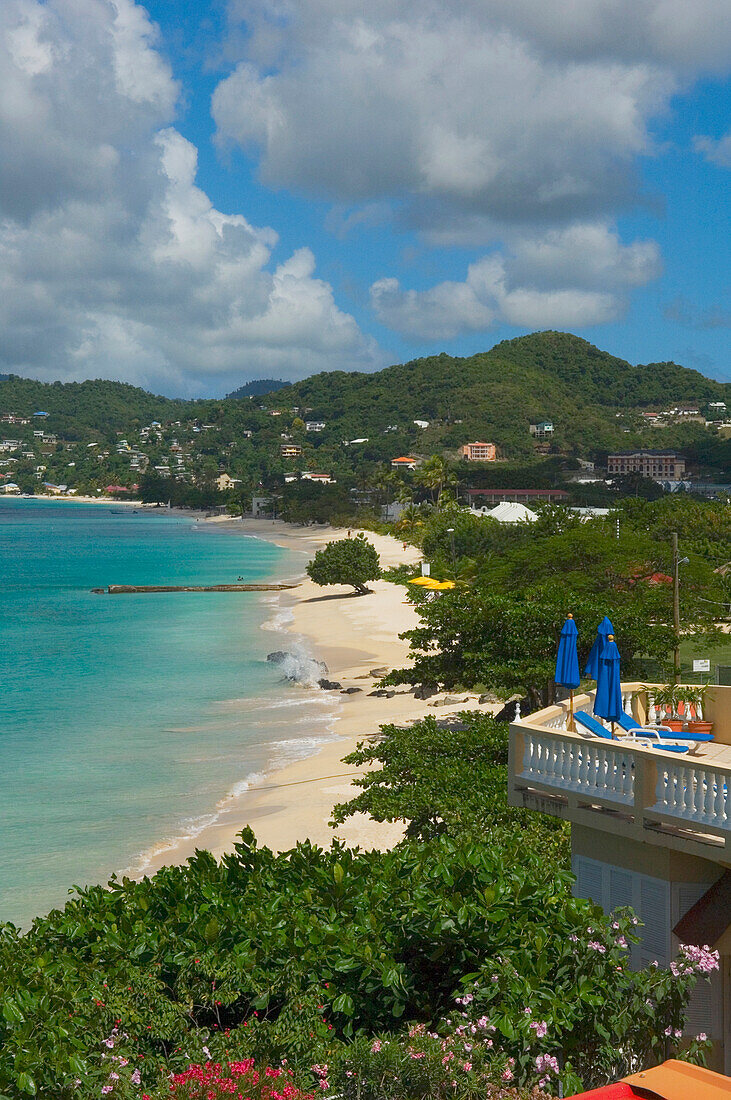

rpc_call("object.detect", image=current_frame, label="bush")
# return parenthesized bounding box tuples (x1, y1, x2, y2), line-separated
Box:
(306, 535, 381, 594)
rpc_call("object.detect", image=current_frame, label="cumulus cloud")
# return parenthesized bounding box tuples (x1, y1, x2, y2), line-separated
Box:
(214, 0, 729, 236)
(371, 224, 660, 338)
(211, 0, 729, 334)
(0, 0, 378, 393)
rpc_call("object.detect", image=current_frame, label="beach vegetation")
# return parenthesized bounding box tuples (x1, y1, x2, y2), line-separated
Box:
(389, 502, 725, 701)
(0, 826, 716, 1098)
(306, 535, 381, 594)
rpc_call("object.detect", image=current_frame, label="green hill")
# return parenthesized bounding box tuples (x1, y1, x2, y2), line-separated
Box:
(265, 332, 730, 460)
(227, 378, 286, 398)
(1, 334, 728, 474)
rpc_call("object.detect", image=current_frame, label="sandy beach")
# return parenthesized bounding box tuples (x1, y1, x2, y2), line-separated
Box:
(138, 519, 498, 875)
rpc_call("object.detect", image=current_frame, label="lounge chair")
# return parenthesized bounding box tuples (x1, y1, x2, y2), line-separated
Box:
(617, 710, 714, 743)
(573, 710, 693, 754)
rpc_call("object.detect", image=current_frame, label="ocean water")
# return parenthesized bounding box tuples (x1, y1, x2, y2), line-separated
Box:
(0, 500, 336, 927)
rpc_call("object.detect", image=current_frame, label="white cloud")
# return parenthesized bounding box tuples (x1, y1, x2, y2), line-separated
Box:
(694, 131, 731, 168)
(371, 224, 659, 338)
(214, 0, 729, 237)
(0, 0, 378, 392)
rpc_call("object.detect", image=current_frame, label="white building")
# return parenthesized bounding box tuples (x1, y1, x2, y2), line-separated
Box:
(509, 683, 731, 1072)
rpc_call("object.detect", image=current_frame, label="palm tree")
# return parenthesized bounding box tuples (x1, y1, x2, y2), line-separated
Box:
(416, 455, 456, 512)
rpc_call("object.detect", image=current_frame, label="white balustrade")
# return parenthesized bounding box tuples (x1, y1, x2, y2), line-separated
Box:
(647, 692, 657, 724)
(652, 760, 731, 831)
(520, 731, 633, 805)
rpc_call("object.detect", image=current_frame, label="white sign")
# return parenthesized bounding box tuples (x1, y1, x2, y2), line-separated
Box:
(693, 659, 711, 673)
(421, 562, 431, 576)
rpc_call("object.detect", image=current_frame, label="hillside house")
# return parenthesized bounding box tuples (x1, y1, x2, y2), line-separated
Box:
(280, 444, 302, 459)
(391, 456, 419, 470)
(216, 473, 242, 491)
(529, 421, 554, 438)
(305, 421, 325, 432)
(458, 441, 497, 462)
(509, 683, 731, 1072)
(301, 472, 335, 483)
(607, 451, 686, 481)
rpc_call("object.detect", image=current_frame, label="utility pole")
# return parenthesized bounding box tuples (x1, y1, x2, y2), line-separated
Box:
(672, 531, 680, 683)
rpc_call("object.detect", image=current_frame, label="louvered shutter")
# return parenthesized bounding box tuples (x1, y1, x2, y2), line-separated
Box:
(638, 877, 670, 966)
(573, 856, 605, 906)
(608, 868, 633, 911)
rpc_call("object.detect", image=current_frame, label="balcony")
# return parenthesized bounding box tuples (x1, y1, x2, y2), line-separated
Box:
(508, 683, 731, 863)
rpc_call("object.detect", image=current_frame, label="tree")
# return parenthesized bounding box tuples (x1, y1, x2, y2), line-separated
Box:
(306, 534, 381, 594)
(416, 455, 456, 511)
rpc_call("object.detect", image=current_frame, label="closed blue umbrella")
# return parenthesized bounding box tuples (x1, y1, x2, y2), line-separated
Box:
(555, 614, 580, 731)
(594, 634, 623, 729)
(584, 615, 614, 679)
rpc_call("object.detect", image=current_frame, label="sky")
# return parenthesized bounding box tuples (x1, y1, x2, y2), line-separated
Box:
(0, 0, 729, 397)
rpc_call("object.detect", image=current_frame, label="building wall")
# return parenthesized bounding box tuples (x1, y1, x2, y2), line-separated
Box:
(571, 825, 726, 1068)
(607, 452, 685, 479)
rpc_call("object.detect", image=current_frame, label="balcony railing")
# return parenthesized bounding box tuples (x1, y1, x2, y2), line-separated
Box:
(508, 683, 731, 859)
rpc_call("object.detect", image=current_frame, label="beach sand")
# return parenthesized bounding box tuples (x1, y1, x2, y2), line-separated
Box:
(137, 520, 499, 875)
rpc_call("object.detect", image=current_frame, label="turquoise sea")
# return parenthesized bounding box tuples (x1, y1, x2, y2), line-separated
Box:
(0, 499, 334, 927)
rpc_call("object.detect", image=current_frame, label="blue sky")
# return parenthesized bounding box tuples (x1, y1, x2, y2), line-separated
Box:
(0, 0, 728, 394)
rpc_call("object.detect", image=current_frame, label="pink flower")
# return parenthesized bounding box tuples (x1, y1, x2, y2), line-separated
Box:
(530, 1021, 548, 1038)
(535, 1054, 560, 1075)
(665, 1026, 673, 1036)
(697, 1033, 708, 1041)
(462, 1062, 472, 1071)
(101, 1089, 113, 1097)
(370, 1041, 382, 1054)
(679, 944, 720, 974)
(131, 1068, 141, 1084)
(501, 1066, 513, 1081)
(587, 941, 606, 953)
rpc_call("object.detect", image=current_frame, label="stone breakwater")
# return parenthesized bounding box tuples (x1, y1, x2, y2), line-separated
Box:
(97, 583, 301, 594)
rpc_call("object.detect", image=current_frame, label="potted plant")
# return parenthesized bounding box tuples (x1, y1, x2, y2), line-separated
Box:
(650, 683, 713, 734)
(685, 684, 713, 736)
(651, 683, 685, 731)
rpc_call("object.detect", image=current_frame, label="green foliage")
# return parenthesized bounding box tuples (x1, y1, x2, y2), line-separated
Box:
(332, 712, 566, 857)
(0, 827, 712, 1099)
(306, 535, 381, 593)
(391, 502, 725, 699)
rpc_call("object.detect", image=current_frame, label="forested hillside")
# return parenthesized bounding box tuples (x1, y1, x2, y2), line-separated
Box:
(0, 333, 728, 501)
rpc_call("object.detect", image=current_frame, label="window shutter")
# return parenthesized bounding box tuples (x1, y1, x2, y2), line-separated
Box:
(638, 877, 670, 966)
(573, 856, 605, 907)
(608, 868, 633, 912)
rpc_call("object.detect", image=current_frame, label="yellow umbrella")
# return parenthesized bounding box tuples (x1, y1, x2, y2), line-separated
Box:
(428, 579, 456, 590)
(408, 576, 438, 586)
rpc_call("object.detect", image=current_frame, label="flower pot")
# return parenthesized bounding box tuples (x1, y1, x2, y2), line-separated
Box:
(687, 720, 714, 736)
(663, 719, 684, 732)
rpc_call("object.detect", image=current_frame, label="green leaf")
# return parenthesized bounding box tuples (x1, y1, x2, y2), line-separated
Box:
(1, 1001, 24, 1024)
(17, 1074, 36, 1096)
(332, 993, 354, 1016)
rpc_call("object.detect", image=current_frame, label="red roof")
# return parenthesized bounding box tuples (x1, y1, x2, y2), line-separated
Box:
(105, 485, 130, 492)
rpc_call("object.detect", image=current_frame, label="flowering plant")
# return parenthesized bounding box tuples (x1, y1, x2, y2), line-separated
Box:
(333, 1026, 551, 1100)
(167, 1060, 315, 1100)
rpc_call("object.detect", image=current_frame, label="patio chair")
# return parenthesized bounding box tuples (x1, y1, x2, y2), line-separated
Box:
(617, 710, 714, 743)
(573, 710, 693, 754)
